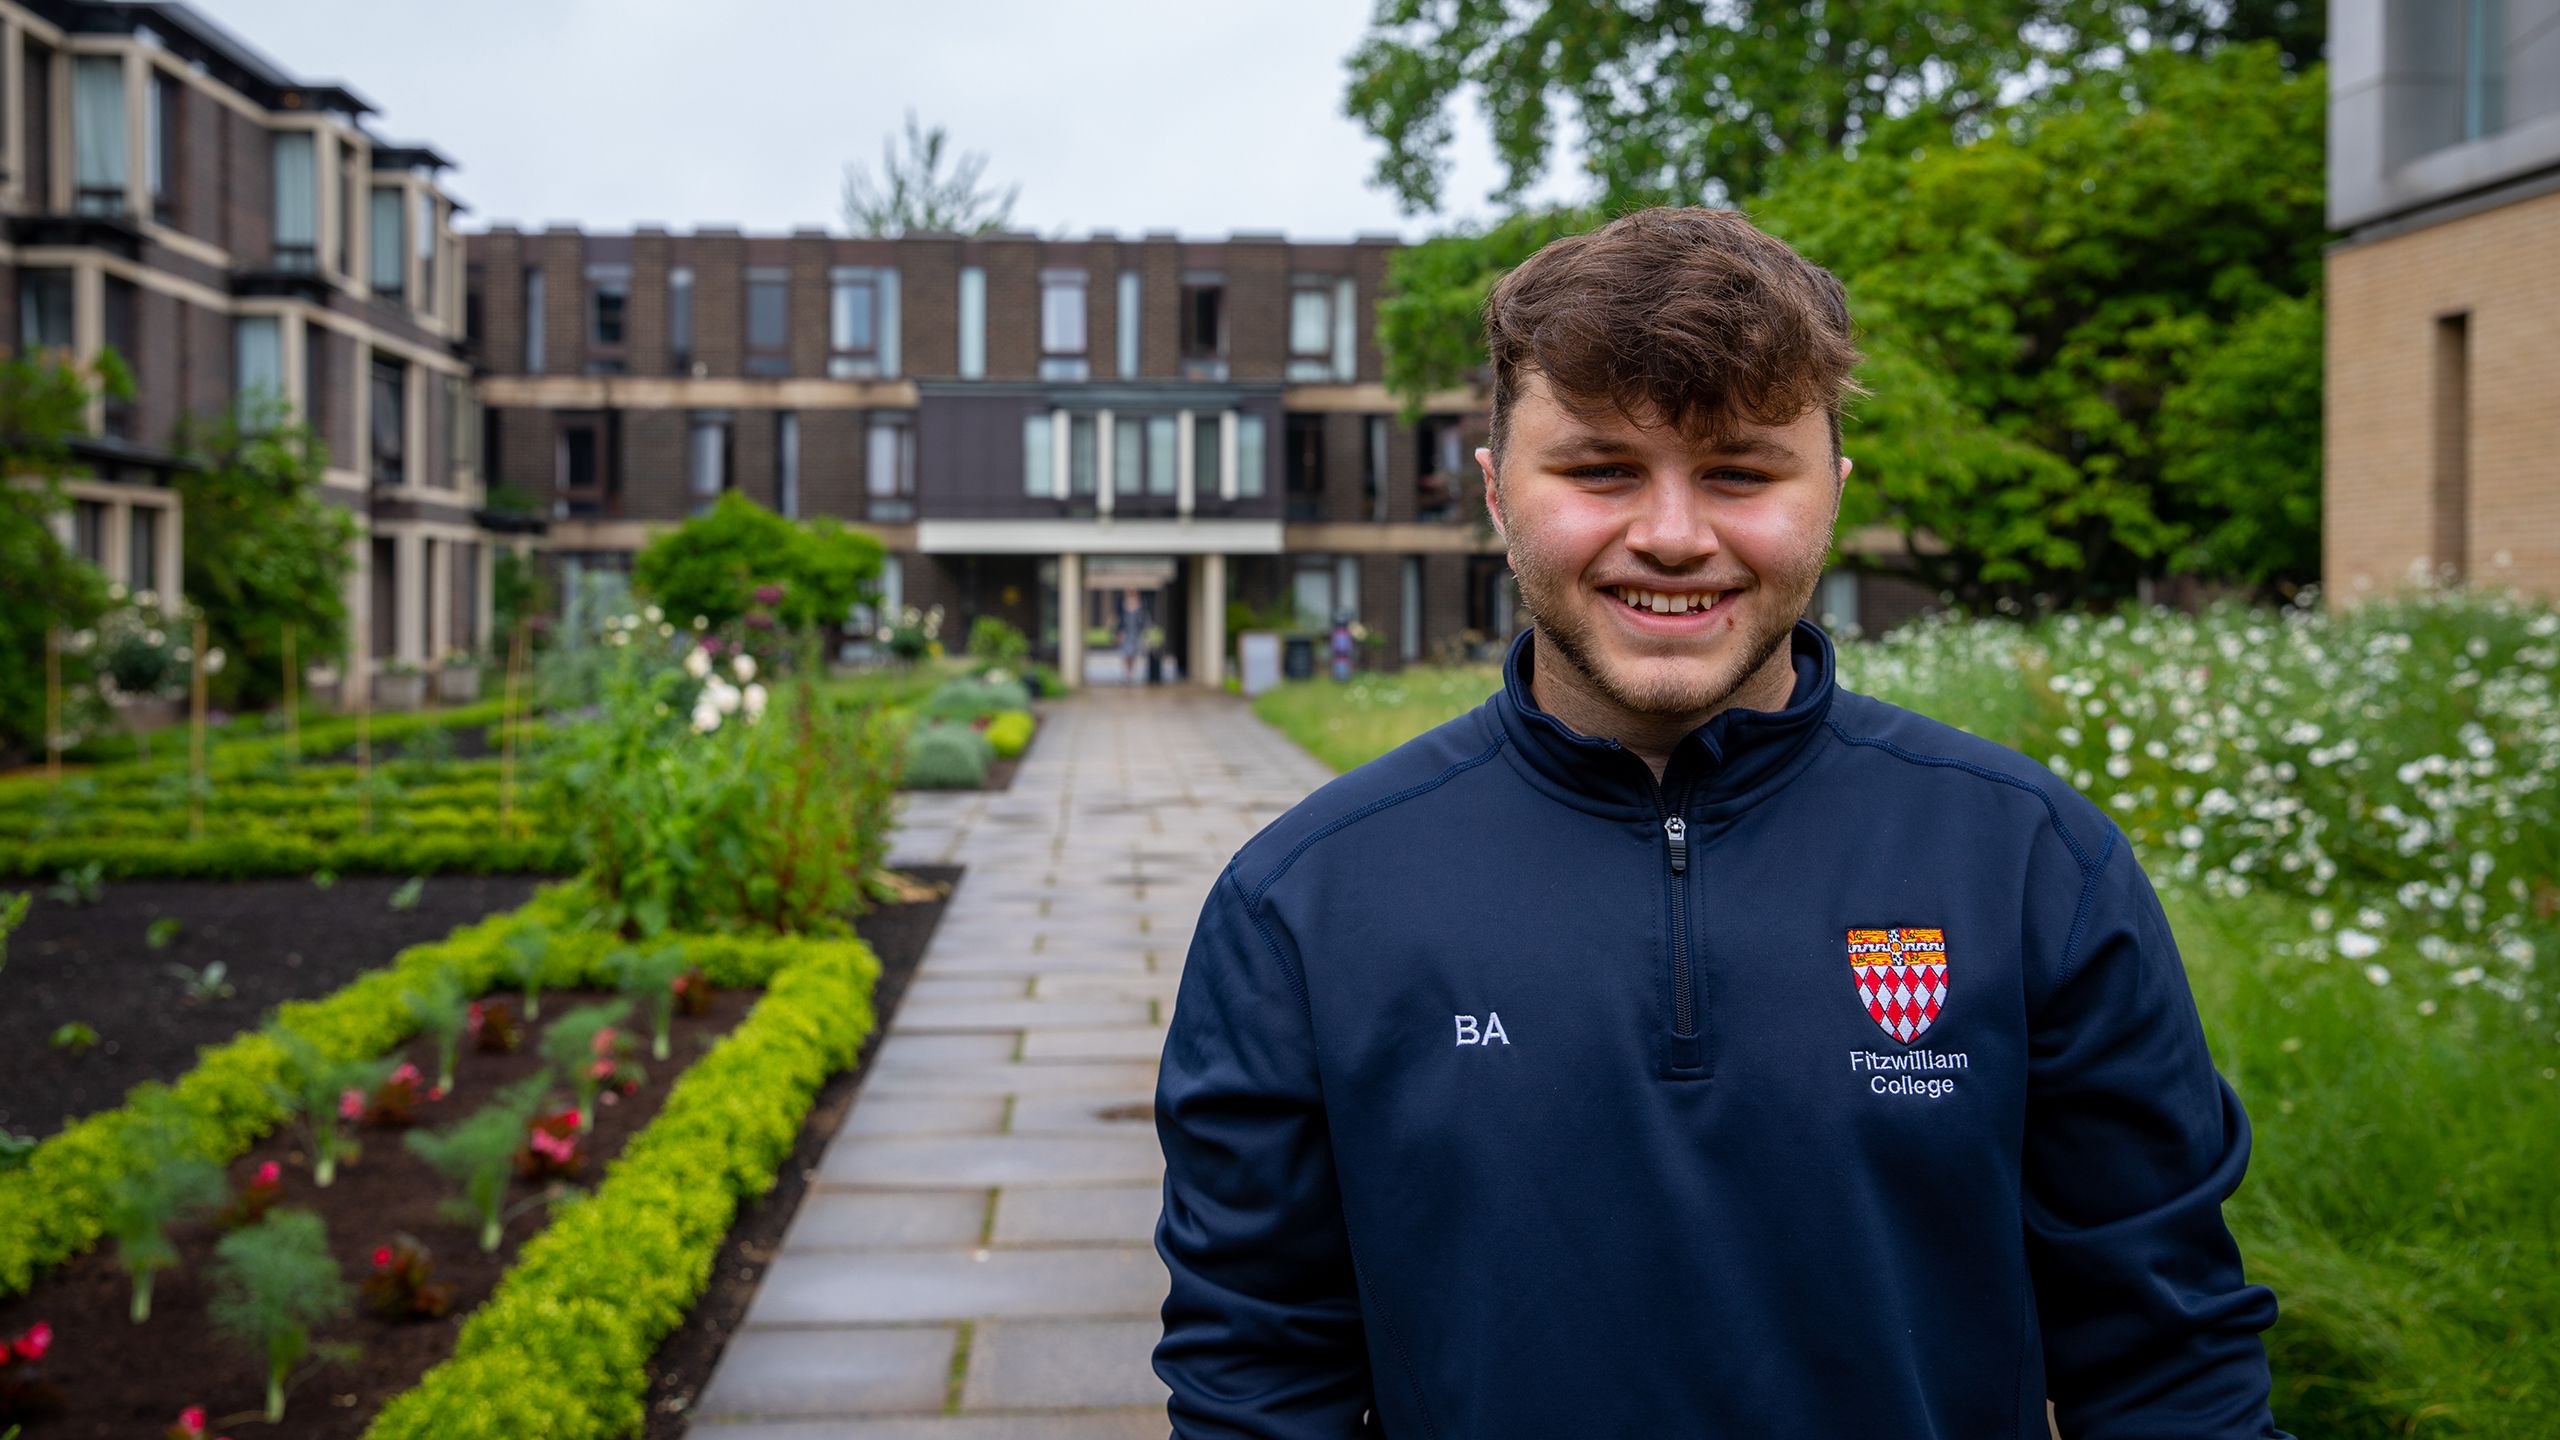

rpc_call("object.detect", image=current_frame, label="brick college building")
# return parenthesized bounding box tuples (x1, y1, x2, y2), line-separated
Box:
(2326, 0, 2560, 603)
(1, 0, 509, 686)
(466, 226, 1528, 683)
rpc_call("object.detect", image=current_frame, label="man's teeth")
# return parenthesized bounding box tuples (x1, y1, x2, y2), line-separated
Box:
(1610, 586, 1722, 615)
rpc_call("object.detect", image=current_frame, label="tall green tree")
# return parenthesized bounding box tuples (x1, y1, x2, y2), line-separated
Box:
(175, 392, 358, 709)
(842, 110, 1021, 237)
(0, 352, 128, 756)
(633, 492, 885, 632)
(1346, 0, 2321, 215)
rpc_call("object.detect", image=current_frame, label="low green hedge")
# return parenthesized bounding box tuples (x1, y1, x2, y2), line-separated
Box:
(984, 709, 1035, 759)
(0, 883, 882, 1440)
(903, 719, 993, 789)
(364, 931, 876, 1438)
(0, 824, 576, 879)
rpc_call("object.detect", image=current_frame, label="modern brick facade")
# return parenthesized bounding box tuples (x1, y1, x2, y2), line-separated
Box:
(2325, 0, 2560, 604)
(1, 0, 518, 699)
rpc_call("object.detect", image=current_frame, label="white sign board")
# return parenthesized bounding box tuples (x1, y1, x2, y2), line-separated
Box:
(1239, 631, 1283, 697)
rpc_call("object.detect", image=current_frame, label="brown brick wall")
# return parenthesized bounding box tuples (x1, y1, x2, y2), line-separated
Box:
(133, 288, 182, 447)
(223, 108, 272, 265)
(174, 81, 226, 248)
(1321, 412, 1369, 523)
(494, 407, 551, 501)
(1355, 244, 1392, 384)
(789, 239, 830, 377)
(474, 231, 525, 374)
(530, 231, 586, 376)
(733, 407, 778, 508)
(803, 408, 866, 516)
(315, 329, 358, 466)
(689, 233, 745, 377)
(1139, 239, 1184, 378)
(902, 240, 959, 378)
(977, 238, 1040, 380)
(623, 408, 688, 521)
(1224, 241, 1287, 381)
(181, 297, 228, 434)
(627, 232, 672, 375)
(2327, 186, 2560, 604)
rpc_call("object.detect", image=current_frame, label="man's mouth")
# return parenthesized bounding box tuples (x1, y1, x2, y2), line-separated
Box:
(1603, 584, 1730, 618)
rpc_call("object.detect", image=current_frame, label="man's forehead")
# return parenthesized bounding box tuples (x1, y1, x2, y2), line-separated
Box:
(1521, 388, 1816, 467)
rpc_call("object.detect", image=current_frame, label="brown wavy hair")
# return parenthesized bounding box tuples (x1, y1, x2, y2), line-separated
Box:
(1483, 207, 1863, 471)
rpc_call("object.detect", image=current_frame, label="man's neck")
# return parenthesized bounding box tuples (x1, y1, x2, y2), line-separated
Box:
(1528, 630, 1799, 784)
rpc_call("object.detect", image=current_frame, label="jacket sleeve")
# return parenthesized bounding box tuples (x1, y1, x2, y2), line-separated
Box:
(1153, 862, 1377, 1438)
(2026, 830, 2292, 1440)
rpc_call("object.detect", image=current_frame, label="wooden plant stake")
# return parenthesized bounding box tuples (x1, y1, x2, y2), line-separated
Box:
(357, 656, 375, 836)
(44, 625, 63, 788)
(499, 621, 525, 829)
(282, 622, 299, 763)
(189, 615, 209, 841)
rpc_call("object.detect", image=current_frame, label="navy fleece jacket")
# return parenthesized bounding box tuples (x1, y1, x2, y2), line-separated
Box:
(1154, 619, 2288, 1438)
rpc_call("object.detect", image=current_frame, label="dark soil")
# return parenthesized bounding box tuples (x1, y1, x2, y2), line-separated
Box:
(1, 875, 554, 1139)
(637, 862, 959, 1436)
(0, 982, 757, 1439)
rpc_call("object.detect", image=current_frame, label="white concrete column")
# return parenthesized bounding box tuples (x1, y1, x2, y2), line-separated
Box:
(1219, 411, 1239, 502)
(1058, 551, 1084, 690)
(395, 530, 426, 664)
(1095, 409, 1115, 517)
(1051, 409, 1070, 500)
(73, 262, 103, 431)
(122, 49, 147, 220)
(1192, 552, 1227, 689)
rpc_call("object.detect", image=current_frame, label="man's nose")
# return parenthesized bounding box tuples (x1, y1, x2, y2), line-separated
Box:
(1624, 473, 1718, 566)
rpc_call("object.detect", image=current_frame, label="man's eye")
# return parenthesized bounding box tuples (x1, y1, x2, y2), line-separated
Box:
(1567, 465, 1634, 480)
(1711, 469, 1771, 485)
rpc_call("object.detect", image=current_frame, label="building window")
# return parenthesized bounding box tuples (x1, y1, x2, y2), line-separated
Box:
(1418, 415, 1465, 521)
(1365, 415, 1390, 522)
(369, 186, 406, 297)
(101, 279, 137, 439)
(1068, 413, 1098, 495)
(1238, 414, 1267, 499)
(453, 542, 480, 653)
(272, 133, 319, 270)
(1041, 270, 1089, 381)
(1179, 274, 1226, 379)
(523, 266, 546, 373)
(1191, 413, 1223, 498)
(959, 266, 987, 379)
(586, 262, 630, 373)
(1146, 415, 1177, 496)
(148, 70, 180, 224)
(337, 148, 359, 278)
(128, 506, 160, 596)
(744, 267, 790, 376)
(777, 411, 801, 518)
(1117, 271, 1142, 379)
(234, 316, 284, 418)
(71, 55, 126, 216)
(74, 500, 109, 566)
(830, 267, 900, 378)
(18, 270, 73, 352)
(2463, 0, 2505, 142)
(688, 412, 734, 514)
(2433, 313, 2471, 585)
(867, 412, 915, 521)
(1287, 281, 1333, 382)
(446, 375, 472, 486)
(668, 265, 694, 373)
(1401, 555, 1422, 661)
(556, 411, 616, 518)
(1022, 413, 1053, 497)
(1113, 416, 1145, 495)
(21, 39, 52, 213)
(1285, 414, 1325, 522)
(306, 323, 330, 435)
(416, 191, 438, 312)
(371, 535, 398, 660)
(371, 356, 407, 487)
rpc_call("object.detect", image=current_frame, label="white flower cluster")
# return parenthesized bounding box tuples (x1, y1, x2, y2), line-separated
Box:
(1841, 588, 2560, 1021)
(684, 646, 767, 733)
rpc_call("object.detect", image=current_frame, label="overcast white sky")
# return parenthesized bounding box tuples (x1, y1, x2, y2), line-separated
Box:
(196, 0, 1584, 240)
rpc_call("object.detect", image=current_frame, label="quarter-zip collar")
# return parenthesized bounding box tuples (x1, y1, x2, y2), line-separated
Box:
(1491, 617, 1838, 824)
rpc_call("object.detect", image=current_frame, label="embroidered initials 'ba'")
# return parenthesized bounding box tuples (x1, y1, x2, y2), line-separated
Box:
(1454, 1013, 1509, 1046)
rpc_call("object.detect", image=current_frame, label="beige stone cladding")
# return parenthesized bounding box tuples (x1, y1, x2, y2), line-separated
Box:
(2325, 185, 2560, 604)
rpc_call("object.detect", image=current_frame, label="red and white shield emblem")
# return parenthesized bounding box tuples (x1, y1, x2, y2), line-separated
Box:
(1849, 928, 1948, 1045)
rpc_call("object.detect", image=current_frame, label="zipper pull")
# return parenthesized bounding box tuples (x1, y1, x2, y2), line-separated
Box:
(1663, 816, 1687, 874)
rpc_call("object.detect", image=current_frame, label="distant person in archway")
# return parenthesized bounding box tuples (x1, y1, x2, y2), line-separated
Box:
(1118, 591, 1147, 684)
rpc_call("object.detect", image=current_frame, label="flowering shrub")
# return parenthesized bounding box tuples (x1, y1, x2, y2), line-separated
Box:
(516, 1109, 585, 1183)
(0, 1320, 59, 1424)
(362, 1062, 431, 1129)
(466, 998, 522, 1054)
(214, 1160, 283, 1231)
(166, 1402, 233, 1439)
(552, 632, 902, 936)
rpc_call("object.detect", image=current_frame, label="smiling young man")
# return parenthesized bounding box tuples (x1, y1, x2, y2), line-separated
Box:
(1154, 208, 2289, 1438)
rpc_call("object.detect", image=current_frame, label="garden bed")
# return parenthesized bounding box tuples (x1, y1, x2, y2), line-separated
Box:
(0, 982, 756, 1437)
(1, 875, 552, 1140)
(638, 861, 959, 1434)
(0, 864, 959, 1438)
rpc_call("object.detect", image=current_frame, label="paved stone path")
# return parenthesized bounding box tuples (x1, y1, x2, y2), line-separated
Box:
(690, 687, 1335, 1439)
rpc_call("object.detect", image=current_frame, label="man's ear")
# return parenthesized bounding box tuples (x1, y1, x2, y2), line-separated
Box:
(1838, 454, 1854, 488)
(1477, 446, 1505, 543)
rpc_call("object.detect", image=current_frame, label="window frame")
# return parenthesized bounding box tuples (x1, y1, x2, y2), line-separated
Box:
(687, 410, 736, 515)
(743, 266, 791, 377)
(866, 411, 917, 521)
(667, 264, 695, 374)
(585, 261, 631, 373)
(554, 410, 618, 519)
(369, 354, 408, 488)
(1040, 269, 1089, 381)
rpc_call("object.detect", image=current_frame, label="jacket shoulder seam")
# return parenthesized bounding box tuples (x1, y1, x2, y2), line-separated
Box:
(1243, 733, 1509, 911)
(1823, 719, 2117, 992)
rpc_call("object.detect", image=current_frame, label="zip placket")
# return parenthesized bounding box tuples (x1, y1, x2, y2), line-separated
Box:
(1639, 754, 1705, 1076)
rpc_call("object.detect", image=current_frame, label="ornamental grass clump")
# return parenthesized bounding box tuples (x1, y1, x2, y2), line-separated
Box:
(606, 943, 690, 1060)
(541, 1001, 633, 1132)
(904, 719, 992, 789)
(269, 1031, 394, 1188)
(403, 969, 469, 1096)
(405, 1073, 551, 1253)
(103, 1103, 228, 1322)
(206, 1208, 351, 1423)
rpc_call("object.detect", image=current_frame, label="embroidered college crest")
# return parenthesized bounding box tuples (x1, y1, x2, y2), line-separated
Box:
(1848, 928, 1948, 1044)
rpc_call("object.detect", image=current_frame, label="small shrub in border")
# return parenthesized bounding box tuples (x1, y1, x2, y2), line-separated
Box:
(904, 719, 992, 789)
(983, 709, 1035, 760)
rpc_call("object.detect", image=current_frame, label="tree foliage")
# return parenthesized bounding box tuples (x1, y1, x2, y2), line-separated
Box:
(1346, 0, 2322, 215)
(842, 109, 1021, 236)
(1370, 43, 2325, 607)
(174, 392, 358, 708)
(631, 492, 886, 632)
(0, 352, 127, 756)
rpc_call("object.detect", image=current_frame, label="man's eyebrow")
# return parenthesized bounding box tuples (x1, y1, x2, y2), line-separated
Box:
(1536, 433, 1807, 466)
